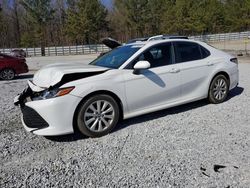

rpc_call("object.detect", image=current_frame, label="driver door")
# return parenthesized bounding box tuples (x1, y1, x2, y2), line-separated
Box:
(123, 43, 181, 115)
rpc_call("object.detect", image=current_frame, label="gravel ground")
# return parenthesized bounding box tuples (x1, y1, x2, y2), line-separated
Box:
(0, 58, 250, 188)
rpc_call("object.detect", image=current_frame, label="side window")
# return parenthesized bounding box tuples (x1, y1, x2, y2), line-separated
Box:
(128, 43, 173, 69)
(174, 42, 202, 63)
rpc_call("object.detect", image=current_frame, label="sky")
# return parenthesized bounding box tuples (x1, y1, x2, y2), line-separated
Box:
(101, 0, 113, 10)
(3, 0, 113, 9)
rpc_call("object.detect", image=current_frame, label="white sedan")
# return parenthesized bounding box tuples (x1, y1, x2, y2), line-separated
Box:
(14, 37, 239, 137)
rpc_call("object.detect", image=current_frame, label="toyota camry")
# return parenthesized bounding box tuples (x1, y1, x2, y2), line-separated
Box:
(14, 36, 239, 137)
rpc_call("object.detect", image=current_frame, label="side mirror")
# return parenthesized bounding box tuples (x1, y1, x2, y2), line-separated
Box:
(133, 61, 150, 74)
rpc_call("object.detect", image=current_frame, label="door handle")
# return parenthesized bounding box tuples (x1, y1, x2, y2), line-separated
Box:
(207, 62, 214, 66)
(169, 68, 180, 73)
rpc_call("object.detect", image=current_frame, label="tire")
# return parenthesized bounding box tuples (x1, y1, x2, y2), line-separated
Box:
(0, 68, 15, 80)
(76, 94, 120, 138)
(208, 75, 229, 104)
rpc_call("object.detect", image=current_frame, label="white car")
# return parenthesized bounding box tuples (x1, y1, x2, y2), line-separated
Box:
(14, 37, 239, 137)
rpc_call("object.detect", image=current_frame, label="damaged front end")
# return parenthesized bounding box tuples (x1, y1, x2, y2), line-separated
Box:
(14, 63, 110, 135)
(14, 80, 75, 106)
(14, 82, 51, 131)
(14, 80, 76, 132)
(14, 85, 33, 107)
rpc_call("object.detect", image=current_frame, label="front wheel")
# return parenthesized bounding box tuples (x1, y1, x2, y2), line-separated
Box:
(76, 95, 120, 137)
(208, 75, 229, 104)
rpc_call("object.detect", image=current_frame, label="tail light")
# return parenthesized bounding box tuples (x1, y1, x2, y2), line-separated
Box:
(230, 58, 238, 64)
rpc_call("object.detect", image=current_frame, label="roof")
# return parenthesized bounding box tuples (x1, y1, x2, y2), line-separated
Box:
(124, 38, 196, 48)
(127, 35, 188, 44)
(102, 35, 193, 49)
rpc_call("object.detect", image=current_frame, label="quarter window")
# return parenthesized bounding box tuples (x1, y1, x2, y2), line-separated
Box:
(200, 46, 211, 58)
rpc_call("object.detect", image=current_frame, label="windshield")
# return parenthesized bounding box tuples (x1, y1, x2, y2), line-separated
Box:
(90, 45, 141, 69)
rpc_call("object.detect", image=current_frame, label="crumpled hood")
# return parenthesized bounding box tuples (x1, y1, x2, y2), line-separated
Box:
(32, 62, 109, 88)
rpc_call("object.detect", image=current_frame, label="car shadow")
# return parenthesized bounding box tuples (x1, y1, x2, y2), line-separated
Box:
(45, 131, 88, 142)
(142, 70, 166, 88)
(45, 86, 244, 142)
(226, 86, 244, 101)
(115, 86, 244, 132)
(0, 74, 34, 81)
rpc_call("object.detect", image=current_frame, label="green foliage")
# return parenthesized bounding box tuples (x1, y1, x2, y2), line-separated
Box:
(21, 0, 55, 25)
(114, 0, 250, 38)
(20, 32, 37, 47)
(225, 0, 250, 31)
(0, 0, 250, 48)
(21, 0, 55, 55)
(113, 0, 165, 37)
(65, 0, 108, 44)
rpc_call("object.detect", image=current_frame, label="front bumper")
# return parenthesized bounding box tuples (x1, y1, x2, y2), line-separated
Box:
(15, 87, 82, 136)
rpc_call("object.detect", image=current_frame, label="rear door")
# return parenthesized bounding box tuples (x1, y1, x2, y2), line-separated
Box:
(173, 41, 212, 100)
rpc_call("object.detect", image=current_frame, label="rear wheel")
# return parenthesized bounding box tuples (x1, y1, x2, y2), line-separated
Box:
(208, 75, 229, 104)
(0, 68, 15, 80)
(76, 95, 120, 137)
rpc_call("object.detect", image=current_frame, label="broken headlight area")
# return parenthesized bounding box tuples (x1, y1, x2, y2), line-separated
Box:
(14, 86, 75, 106)
(33, 88, 59, 101)
(33, 87, 75, 101)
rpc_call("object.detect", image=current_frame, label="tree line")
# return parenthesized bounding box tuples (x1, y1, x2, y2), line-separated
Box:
(0, 0, 249, 55)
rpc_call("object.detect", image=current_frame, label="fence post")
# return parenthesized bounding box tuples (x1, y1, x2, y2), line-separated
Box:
(55, 46, 57, 56)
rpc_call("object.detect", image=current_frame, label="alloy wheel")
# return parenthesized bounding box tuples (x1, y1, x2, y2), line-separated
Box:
(213, 78, 228, 100)
(1, 69, 15, 80)
(84, 100, 115, 133)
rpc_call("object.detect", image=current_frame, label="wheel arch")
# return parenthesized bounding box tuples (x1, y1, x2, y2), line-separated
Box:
(211, 71, 230, 86)
(208, 71, 230, 96)
(0, 67, 16, 73)
(72, 90, 124, 133)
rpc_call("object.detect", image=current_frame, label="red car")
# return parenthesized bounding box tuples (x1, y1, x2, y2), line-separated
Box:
(0, 53, 29, 80)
